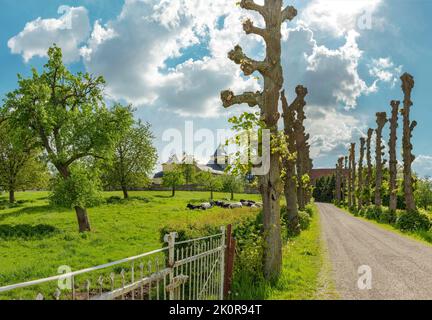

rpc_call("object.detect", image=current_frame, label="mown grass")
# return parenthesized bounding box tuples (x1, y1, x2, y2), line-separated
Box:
(0, 190, 260, 288)
(231, 204, 336, 300)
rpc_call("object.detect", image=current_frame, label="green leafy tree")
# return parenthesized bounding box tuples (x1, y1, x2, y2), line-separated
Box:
(222, 174, 244, 201)
(196, 171, 223, 200)
(415, 177, 432, 210)
(162, 166, 185, 197)
(2, 46, 132, 232)
(180, 163, 197, 186)
(104, 119, 157, 199)
(0, 121, 49, 203)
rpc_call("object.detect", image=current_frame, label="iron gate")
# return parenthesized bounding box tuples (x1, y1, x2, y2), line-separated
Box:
(0, 227, 230, 300)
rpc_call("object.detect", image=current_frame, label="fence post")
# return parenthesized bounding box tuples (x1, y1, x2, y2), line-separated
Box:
(219, 226, 226, 300)
(164, 232, 177, 300)
(223, 224, 236, 299)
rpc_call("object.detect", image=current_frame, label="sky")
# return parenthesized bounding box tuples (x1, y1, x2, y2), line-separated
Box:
(1, 0, 431, 177)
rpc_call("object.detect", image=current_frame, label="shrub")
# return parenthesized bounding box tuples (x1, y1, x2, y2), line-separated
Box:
(396, 211, 431, 232)
(364, 205, 381, 220)
(378, 210, 397, 225)
(304, 204, 315, 217)
(298, 211, 311, 231)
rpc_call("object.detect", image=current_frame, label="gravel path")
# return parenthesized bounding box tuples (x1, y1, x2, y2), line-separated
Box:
(317, 202, 432, 300)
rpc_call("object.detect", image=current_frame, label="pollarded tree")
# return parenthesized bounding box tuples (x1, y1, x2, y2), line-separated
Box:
(220, 0, 298, 279)
(365, 128, 374, 205)
(196, 171, 222, 200)
(358, 138, 365, 210)
(343, 156, 348, 205)
(375, 112, 388, 209)
(400, 73, 417, 212)
(349, 143, 356, 209)
(335, 157, 344, 205)
(104, 119, 157, 199)
(389, 100, 400, 212)
(281, 90, 299, 235)
(292, 86, 312, 210)
(348, 149, 352, 208)
(162, 166, 185, 197)
(2, 46, 132, 232)
(0, 121, 48, 203)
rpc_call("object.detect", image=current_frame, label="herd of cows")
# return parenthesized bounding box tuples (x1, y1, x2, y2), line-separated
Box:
(186, 199, 263, 211)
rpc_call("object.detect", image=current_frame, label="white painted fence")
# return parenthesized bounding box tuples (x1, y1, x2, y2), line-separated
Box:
(0, 227, 226, 300)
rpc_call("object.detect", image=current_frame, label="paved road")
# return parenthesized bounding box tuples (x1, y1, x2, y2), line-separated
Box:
(317, 203, 432, 300)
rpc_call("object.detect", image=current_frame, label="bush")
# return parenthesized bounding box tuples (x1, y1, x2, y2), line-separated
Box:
(304, 204, 315, 217)
(378, 210, 397, 224)
(364, 205, 381, 220)
(298, 211, 311, 231)
(396, 211, 431, 232)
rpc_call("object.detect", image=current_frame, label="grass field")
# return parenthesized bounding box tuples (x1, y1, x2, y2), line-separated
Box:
(0, 190, 261, 288)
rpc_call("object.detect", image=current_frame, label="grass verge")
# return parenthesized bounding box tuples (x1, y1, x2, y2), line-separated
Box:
(338, 206, 432, 248)
(231, 204, 337, 300)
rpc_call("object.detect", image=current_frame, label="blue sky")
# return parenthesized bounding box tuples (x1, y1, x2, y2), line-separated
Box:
(1, 0, 431, 176)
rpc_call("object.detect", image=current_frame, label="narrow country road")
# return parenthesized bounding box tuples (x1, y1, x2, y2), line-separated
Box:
(317, 203, 432, 300)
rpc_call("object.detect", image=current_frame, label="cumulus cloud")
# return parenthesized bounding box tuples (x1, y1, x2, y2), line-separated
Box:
(7, 0, 402, 166)
(299, 0, 383, 37)
(81, 0, 260, 116)
(8, 6, 90, 63)
(368, 57, 403, 88)
(413, 155, 432, 178)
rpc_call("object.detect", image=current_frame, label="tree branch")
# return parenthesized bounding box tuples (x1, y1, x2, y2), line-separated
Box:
(282, 5, 298, 22)
(221, 90, 262, 108)
(243, 19, 268, 39)
(240, 0, 266, 17)
(228, 45, 269, 76)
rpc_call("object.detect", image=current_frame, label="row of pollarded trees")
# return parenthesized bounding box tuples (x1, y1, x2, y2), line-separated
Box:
(220, 0, 312, 280)
(335, 73, 417, 213)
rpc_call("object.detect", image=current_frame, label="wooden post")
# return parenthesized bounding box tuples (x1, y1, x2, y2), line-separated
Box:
(223, 224, 236, 299)
(164, 232, 177, 300)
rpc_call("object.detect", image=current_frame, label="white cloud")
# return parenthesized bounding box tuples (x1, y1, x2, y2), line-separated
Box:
(413, 155, 432, 178)
(305, 105, 365, 160)
(81, 0, 260, 116)
(8, 6, 90, 63)
(299, 0, 382, 37)
(368, 57, 403, 88)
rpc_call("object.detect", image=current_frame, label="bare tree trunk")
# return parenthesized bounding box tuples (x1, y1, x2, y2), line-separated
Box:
(389, 100, 400, 212)
(74, 206, 91, 232)
(9, 189, 15, 204)
(172, 186, 176, 197)
(122, 185, 129, 199)
(375, 112, 388, 208)
(348, 151, 352, 208)
(350, 143, 356, 209)
(365, 129, 373, 206)
(281, 90, 299, 235)
(400, 73, 417, 212)
(231, 190, 234, 201)
(221, 0, 297, 280)
(336, 157, 344, 205)
(343, 156, 348, 205)
(293, 86, 310, 211)
(358, 138, 365, 211)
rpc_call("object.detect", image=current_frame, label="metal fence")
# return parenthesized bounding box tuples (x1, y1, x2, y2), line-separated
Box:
(0, 227, 234, 300)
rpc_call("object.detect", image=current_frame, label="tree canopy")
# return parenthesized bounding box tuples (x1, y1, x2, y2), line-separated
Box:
(2, 45, 133, 232)
(103, 119, 157, 199)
